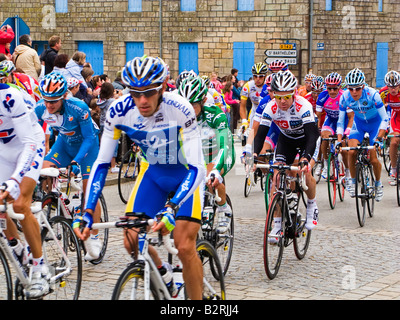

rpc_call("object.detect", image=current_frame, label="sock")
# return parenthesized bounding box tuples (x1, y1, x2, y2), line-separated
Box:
(32, 257, 44, 273)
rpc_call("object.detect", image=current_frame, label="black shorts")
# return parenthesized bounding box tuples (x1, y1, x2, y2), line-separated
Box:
(274, 134, 307, 165)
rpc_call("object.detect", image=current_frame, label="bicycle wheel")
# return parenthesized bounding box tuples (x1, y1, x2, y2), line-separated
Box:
(327, 153, 337, 209)
(293, 187, 312, 260)
(263, 193, 284, 280)
(197, 239, 226, 300)
(355, 164, 367, 227)
(0, 247, 12, 300)
(41, 216, 82, 300)
(42, 194, 60, 221)
(337, 155, 346, 202)
(264, 172, 273, 212)
(365, 165, 375, 218)
(118, 150, 140, 204)
(83, 194, 109, 265)
(244, 174, 252, 197)
(111, 261, 160, 300)
(382, 138, 391, 175)
(312, 160, 322, 184)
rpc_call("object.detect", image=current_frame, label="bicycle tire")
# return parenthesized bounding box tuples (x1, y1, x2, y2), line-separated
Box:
(264, 172, 273, 212)
(337, 156, 346, 202)
(312, 160, 322, 184)
(327, 152, 337, 209)
(382, 137, 391, 175)
(42, 193, 60, 221)
(111, 261, 160, 300)
(41, 216, 82, 300)
(263, 193, 284, 280)
(366, 165, 375, 218)
(197, 239, 226, 300)
(293, 188, 312, 260)
(244, 176, 252, 197)
(118, 150, 140, 204)
(0, 247, 12, 300)
(355, 164, 367, 227)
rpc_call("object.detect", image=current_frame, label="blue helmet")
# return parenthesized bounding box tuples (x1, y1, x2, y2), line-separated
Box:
(345, 68, 365, 87)
(39, 71, 68, 99)
(122, 55, 168, 88)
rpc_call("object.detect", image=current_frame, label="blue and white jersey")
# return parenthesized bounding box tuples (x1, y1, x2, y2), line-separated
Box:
(337, 86, 388, 135)
(85, 92, 206, 211)
(253, 93, 272, 124)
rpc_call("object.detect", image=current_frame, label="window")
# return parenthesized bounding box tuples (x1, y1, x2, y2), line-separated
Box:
(238, 0, 254, 11)
(128, 0, 142, 12)
(126, 42, 144, 62)
(326, 0, 332, 11)
(179, 43, 198, 74)
(233, 42, 255, 81)
(55, 0, 68, 13)
(181, 0, 196, 12)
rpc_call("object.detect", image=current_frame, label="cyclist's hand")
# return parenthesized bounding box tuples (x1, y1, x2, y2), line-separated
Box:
(335, 141, 342, 152)
(374, 140, 383, 150)
(241, 144, 253, 162)
(73, 211, 93, 241)
(299, 159, 311, 173)
(69, 161, 80, 176)
(240, 119, 248, 132)
(152, 207, 175, 235)
(207, 170, 223, 188)
(0, 180, 20, 201)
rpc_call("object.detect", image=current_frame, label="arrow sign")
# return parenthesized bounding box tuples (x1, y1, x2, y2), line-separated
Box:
(264, 57, 297, 65)
(264, 50, 297, 57)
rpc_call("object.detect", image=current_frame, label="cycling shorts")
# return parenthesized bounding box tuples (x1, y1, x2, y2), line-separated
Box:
(274, 134, 316, 165)
(349, 116, 381, 145)
(126, 161, 203, 223)
(45, 136, 99, 180)
(322, 115, 349, 136)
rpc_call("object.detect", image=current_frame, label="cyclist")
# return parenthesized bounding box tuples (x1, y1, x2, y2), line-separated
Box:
(0, 82, 49, 298)
(380, 70, 400, 185)
(254, 70, 320, 230)
(298, 73, 316, 97)
(316, 72, 353, 181)
(35, 71, 102, 260)
(337, 68, 388, 201)
(75, 56, 206, 300)
(178, 75, 235, 233)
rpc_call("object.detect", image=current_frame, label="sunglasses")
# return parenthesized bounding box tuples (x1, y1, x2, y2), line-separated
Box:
(43, 98, 62, 104)
(129, 85, 163, 98)
(274, 93, 294, 101)
(253, 74, 266, 79)
(327, 87, 339, 91)
(347, 86, 363, 92)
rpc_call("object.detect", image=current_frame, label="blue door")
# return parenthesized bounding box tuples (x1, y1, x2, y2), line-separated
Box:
(233, 42, 254, 81)
(77, 41, 104, 75)
(32, 41, 48, 57)
(376, 42, 389, 88)
(179, 43, 198, 74)
(126, 42, 144, 63)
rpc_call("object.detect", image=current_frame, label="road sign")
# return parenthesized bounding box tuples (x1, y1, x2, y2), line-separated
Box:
(264, 57, 297, 65)
(317, 42, 325, 51)
(264, 49, 297, 57)
(280, 43, 296, 50)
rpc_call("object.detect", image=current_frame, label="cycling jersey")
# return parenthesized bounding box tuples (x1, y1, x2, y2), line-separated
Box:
(337, 86, 388, 142)
(85, 92, 206, 221)
(241, 80, 263, 123)
(35, 97, 99, 177)
(198, 104, 235, 175)
(380, 89, 400, 132)
(0, 84, 45, 183)
(14, 72, 41, 102)
(253, 93, 272, 124)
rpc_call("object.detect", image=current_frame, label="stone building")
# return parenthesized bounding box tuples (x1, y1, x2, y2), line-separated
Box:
(1, 0, 399, 87)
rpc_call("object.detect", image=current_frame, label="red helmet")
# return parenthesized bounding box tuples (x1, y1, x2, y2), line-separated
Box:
(268, 59, 288, 72)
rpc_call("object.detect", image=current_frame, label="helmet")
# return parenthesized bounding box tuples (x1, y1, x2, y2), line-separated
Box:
(175, 70, 197, 89)
(39, 72, 68, 99)
(270, 70, 298, 92)
(252, 62, 268, 75)
(311, 76, 325, 92)
(268, 59, 288, 72)
(265, 74, 275, 89)
(304, 74, 316, 82)
(0, 60, 15, 79)
(201, 75, 210, 87)
(178, 76, 208, 103)
(122, 55, 168, 88)
(345, 68, 365, 87)
(325, 72, 342, 86)
(384, 70, 400, 87)
(67, 77, 83, 89)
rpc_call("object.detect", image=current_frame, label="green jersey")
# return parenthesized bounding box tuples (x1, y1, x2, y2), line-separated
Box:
(197, 104, 235, 175)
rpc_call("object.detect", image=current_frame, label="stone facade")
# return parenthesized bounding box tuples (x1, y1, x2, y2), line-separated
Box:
(1, 0, 399, 86)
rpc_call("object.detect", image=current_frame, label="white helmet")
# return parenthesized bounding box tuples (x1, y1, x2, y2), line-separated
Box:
(384, 70, 400, 87)
(271, 70, 298, 92)
(345, 68, 365, 87)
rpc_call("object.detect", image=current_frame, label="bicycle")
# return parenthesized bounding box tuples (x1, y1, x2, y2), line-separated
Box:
(255, 151, 274, 211)
(118, 143, 141, 204)
(91, 213, 226, 300)
(322, 136, 346, 209)
(381, 131, 391, 175)
(257, 162, 311, 280)
(39, 167, 109, 264)
(202, 178, 234, 277)
(341, 133, 376, 227)
(0, 195, 82, 300)
(242, 154, 265, 197)
(384, 134, 400, 205)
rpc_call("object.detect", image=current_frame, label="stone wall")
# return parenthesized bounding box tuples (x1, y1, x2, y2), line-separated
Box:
(1, 0, 398, 86)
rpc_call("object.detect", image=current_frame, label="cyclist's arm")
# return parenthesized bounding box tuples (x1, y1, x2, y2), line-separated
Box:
(213, 119, 235, 175)
(73, 108, 98, 164)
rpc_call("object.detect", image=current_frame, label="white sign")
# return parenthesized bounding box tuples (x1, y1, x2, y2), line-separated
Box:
(264, 50, 297, 57)
(264, 57, 297, 65)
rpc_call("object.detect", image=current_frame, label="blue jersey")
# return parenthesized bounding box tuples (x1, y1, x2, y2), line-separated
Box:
(35, 97, 99, 164)
(253, 93, 272, 123)
(337, 86, 388, 135)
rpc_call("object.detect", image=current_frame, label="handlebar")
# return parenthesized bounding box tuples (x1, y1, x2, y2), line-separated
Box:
(341, 145, 376, 151)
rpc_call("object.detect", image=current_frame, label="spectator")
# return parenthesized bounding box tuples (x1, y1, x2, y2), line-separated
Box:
(66, 77, 83, 99)
(210, 71, 222, 92)
(62, 51, 88, 88)
(52, 53, 69, 73)
(0, 25, 14, 59)
(40, 35, 62, 75)
(112, 70, 125, 90)
(222, 80, 240, 133)
(231, 68, 239, 85)
(12, 34, 41, 80)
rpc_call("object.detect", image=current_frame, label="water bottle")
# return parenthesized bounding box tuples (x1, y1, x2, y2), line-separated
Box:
(286, 189, 298, 215)
(202, 206, 213, 230)
(70, 194, 81, 219)
(158, 263, 178, 298)
(173, 270, 185, 300)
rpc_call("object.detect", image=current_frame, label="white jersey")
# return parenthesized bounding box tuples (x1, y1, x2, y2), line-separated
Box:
(0, 84, 45, 183)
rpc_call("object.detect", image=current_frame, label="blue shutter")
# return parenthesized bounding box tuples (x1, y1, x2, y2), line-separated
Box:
(233, 42, 254, 81)
(378, 0, 383, 12)
(376, 42, 389, 88)
(77, 41, 104, 75)
(55, 0, 68, 13)
(181, 0, 196, 12)
(126, 42, 144, 62)
(325, 0, 332, 11)
(238, 0, 254, 11)
(128, 0, 142, 12)
(179, 43, 198, 74)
